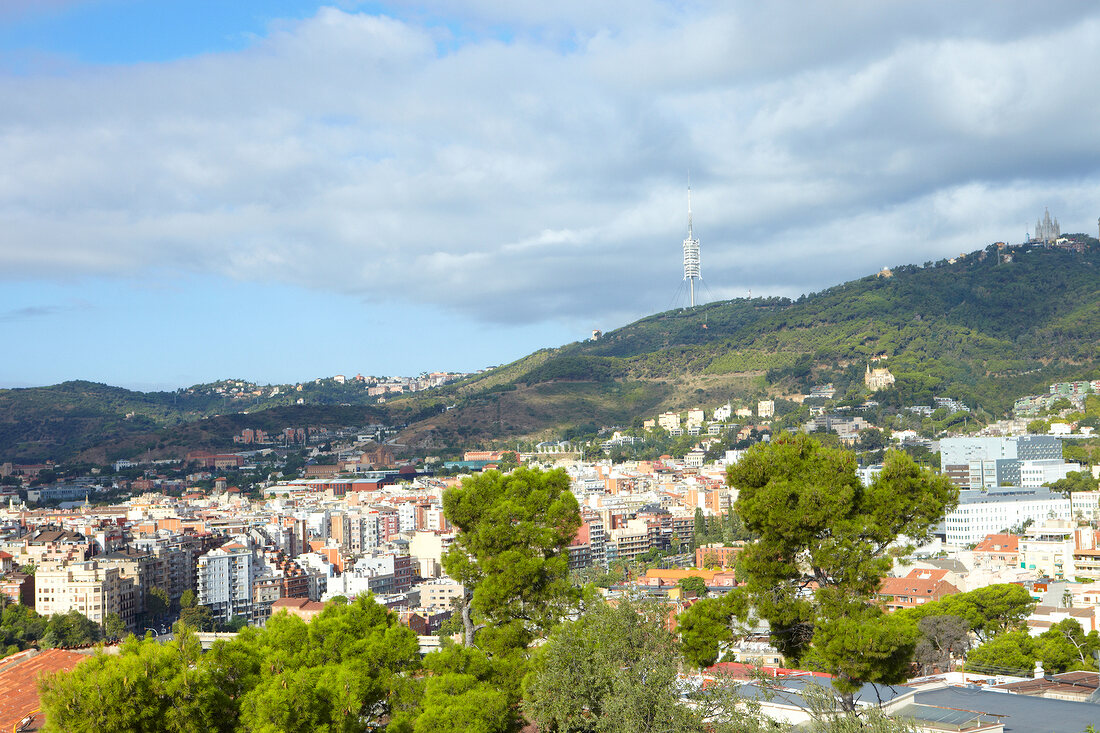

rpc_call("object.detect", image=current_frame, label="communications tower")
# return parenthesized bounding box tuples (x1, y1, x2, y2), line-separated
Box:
(682, 187, 701, 307)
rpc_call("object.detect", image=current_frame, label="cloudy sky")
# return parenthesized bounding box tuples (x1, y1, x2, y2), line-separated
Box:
(2, 1, 1099, 390)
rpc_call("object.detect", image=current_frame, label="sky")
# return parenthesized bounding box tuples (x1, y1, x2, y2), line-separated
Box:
(2, 1, 1100, 390)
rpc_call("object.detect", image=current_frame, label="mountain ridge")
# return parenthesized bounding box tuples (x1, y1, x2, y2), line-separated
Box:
(2, 236, 1099, 462)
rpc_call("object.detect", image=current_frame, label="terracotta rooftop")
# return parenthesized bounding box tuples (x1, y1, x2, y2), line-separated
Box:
(879, 573, 958, 598)
(271, 597, 325, 611)
(642, 568, 718, 581)
(0, 649, 87, 731)
(973, 533, 1020, 554)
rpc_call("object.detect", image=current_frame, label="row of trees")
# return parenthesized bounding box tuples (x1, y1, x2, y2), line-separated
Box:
(2, 604, 105, 658)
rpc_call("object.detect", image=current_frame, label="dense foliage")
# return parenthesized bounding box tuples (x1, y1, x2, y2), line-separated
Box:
(726, 434, 958, 707)
(442, 467, 582, 649)
(1, 605, 102, 658)
(39, 596, 420, 733)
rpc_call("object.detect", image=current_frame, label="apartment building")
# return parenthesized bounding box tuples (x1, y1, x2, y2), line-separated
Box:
(36, 560, 137, 629)
(196, 541, 258, 625)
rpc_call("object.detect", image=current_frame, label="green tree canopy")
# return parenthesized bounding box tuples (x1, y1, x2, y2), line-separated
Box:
(966, 630, 1036, 676)
(678, 576, 708, 598)
(103, 613, 127, 641)
(38, 595, 420, 733)
(898, 583, 1035, 643)
(42, 610, 102, 648)
(1048, 470, 1100, 496)
(145, 587, 169, 622)
(727, 434, 958, 707)
(523, 598, 703, 733)
(390, 645, 516, 733)
(39, 628, 235, 733)
(1, 604, 47, 657)
(678, 590, 751, 669)
(442, 467, 581, 648)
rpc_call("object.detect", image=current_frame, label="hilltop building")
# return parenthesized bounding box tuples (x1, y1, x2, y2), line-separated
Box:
(1034, 208, 1061, 244)
(864, 363, 896, 391)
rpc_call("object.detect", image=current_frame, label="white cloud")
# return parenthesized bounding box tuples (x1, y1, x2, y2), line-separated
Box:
(2, 2, 1100, 329)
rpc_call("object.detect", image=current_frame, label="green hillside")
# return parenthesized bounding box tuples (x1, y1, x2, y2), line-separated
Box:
(2, 237, 1099, 462)
(394, 237, 1100, 447)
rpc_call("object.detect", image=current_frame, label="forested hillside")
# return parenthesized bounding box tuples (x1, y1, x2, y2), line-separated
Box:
(396, 238, 1100, 447)
(3, 237, 1098, 461)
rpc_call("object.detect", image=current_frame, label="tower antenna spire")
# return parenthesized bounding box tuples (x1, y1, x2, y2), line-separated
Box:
(682, 184, 701, 307)
(688, 185, 693, 240)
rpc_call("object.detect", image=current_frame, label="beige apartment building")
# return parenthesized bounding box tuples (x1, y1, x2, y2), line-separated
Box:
(657, 412, 681, 431)
(36, 560, 137, 630)
(419, 579, 464, 610)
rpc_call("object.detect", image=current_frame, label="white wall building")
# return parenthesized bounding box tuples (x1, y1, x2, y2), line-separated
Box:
(686, 408, 705, 428)
(196, 539, 258, 624)
(943, 489, 1071, 546)
(1019, 459, 1081, 489)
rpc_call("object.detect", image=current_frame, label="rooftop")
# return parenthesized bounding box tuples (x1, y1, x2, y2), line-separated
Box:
(0, 649, 87, 732)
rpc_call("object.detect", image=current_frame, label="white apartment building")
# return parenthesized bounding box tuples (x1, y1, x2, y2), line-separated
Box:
(398, 502, 418, 533)
(35, 560, 137, 629)
(714, 403, 732, 422)
(196, 540, 257, 625)
(1019, 521, 1076, 579)
(943, 489, 1071, 545)
(757, 400, 775, 418)
(1071, 491, 1100, 522)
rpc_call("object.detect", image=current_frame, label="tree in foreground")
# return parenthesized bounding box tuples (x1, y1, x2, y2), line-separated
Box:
(38, 627, 235, 733)
(38, 595, 420, 733)
(727, 434, 958, 709)
(523, 598, 709, 733)
(678, 589, 750, 669)
(442, 467, 581, 649)
(389, 645, 515, 733)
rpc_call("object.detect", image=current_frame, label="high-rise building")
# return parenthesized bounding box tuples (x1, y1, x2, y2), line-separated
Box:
(196, 540, 258, 625)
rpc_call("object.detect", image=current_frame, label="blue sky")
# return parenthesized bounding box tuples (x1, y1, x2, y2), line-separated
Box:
(3, 1, 1100, 390)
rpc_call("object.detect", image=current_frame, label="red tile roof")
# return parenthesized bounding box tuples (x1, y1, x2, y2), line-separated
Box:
(0, 649, 87, 732)
(973, 533, 1020, 554)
